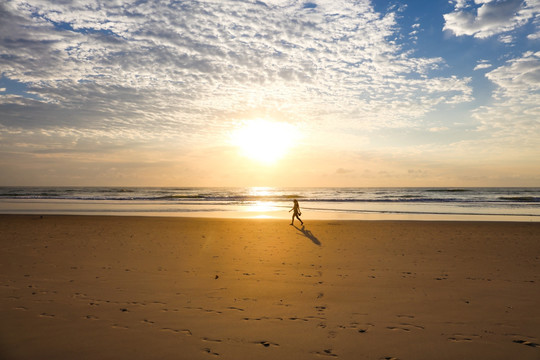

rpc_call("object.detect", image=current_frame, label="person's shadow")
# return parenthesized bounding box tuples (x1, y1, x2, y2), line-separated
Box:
(293, 225, 321, 246)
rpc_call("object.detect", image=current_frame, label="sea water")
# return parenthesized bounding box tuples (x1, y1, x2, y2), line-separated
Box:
(0, 187, 539, 221)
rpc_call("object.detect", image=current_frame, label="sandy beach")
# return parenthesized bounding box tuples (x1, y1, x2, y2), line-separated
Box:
(1, 215, 539, 359)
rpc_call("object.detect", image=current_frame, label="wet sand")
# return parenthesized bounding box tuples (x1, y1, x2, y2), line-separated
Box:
(1, 215, 539, 359)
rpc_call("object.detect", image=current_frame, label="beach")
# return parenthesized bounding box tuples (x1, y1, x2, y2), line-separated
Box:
(1, 215, 539, 359)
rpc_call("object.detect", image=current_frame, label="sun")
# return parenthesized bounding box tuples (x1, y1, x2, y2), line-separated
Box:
(231, 119, 299, 164)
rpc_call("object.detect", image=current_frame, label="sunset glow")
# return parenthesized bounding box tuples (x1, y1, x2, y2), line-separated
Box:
(0, 0, 539, 186)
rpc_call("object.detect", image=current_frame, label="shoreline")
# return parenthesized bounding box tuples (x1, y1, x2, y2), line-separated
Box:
(1, 199, 539, 222)
(1, 212, 539, 223)
(1, 215, 539, 359)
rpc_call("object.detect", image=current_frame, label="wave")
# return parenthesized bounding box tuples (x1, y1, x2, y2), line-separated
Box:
(1, 187, 539, 204)
(3, 195, 538, 204)
(425, 188, 471, 193)
(498, 196, 539, 202)
(2, 187, 539, 219)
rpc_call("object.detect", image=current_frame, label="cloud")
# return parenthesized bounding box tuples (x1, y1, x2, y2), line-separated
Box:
(486, 51, 540, 99)
(429, 126, 449, 132)
(498, 34, 514, 43)
(474, 62, 493, 70)
(0, 0, 492, 186)
(443, 0, 539, 39)
(335, 167, 354, 174)
(0, 0, 472, 138)
(472, 51, 540, 146)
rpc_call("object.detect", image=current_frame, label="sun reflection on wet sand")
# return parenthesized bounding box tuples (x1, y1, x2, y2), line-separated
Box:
(244, 201, 281, 214)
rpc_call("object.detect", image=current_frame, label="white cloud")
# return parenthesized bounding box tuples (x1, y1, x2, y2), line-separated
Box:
(429, 126, 449, 132)
(528, 31, 540, 39)
(453, 0, 470, 10)
(474, 62, 493, 70)
(498, 34, 514, 42)
(0, 0, 473, 138)
(473, 51, 540, 146)
(443, 0, 539, 39)
(487, 51, 540, 95)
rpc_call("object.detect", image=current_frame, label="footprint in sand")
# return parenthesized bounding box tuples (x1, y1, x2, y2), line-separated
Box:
(313, 349, 338, 357)
(161, 328, 192, 336)
(111, 324, 129, 329)
(202, 337, 222, 343)
(513, 339, 540, 348)
(243, 316, 275, 321)
(448, 334, 480, 342)
(257, 341, 279, 348)
(396, 314, 415, 319)
(202, 348, 219, 356)
(39, 313, 55, 318)
(387, 326, 410, 332)
(227, 306, 244, 312)
(401, 272, 415, 278)
(400, 323, 424, 330)
(288, 317, 309, 322)
(204, 309, 222, 314)
(387, 323, 424, 332)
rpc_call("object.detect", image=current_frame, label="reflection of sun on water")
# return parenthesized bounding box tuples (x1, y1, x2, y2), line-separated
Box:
(247, 201, 275, 213)
(248, 186, 272, 198)
(244, 187, 279, 218)
(231, 119, 298, 164)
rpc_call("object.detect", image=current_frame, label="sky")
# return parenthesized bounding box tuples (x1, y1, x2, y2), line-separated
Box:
(0, 0, 539, 187)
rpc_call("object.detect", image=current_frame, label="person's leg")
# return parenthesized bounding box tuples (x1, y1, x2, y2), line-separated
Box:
(290, 214, 294, 225)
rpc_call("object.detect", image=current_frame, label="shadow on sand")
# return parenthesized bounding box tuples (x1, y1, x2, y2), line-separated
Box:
(293, 225, 321, 246)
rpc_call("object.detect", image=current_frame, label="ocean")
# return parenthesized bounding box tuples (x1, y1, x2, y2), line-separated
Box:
(0, 187, 539, 221)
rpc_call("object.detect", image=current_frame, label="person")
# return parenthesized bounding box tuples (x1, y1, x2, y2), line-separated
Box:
(289, 199, 303, 226)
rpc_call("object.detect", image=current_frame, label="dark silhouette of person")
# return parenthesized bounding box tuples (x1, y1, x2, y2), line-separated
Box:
(289, 199, 303, 226)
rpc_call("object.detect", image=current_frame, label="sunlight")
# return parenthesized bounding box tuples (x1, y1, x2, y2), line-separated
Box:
(245, 201, 275, 213)
(243, 201, 281, 219)
(248, 186, 273, 197)
(231, 119, 299, 164)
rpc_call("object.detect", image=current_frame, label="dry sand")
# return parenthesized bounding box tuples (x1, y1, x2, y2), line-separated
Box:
(1, 215, 539, 359)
